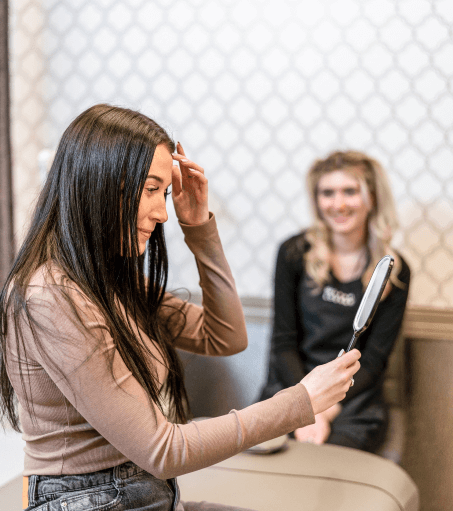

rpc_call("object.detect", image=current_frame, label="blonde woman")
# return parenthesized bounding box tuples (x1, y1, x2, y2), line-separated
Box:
(259, 151, 410, 453)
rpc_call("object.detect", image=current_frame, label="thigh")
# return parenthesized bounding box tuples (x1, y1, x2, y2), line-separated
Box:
(328, 393, 388, 453)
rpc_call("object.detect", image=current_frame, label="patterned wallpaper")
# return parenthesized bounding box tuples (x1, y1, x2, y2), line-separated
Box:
(9, 0, 453, 307)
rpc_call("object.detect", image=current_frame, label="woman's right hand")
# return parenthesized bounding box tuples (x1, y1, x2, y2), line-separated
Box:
(171, 143, 209, 226)
(301, 349, 361, 416)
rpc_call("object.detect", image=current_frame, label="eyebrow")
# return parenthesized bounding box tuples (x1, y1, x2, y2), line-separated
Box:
(319, 184, 360, 190)
(146, 174, 164, 182)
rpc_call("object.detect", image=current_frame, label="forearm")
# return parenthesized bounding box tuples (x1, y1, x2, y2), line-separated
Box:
(163, 213, 247, 356)
(270, 238, 304, 378)
(84, 379, 315, 479)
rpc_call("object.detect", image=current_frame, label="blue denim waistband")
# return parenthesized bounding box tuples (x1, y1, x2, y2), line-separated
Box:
(26, 460, 180, 511)
(28, 461, 143, 499)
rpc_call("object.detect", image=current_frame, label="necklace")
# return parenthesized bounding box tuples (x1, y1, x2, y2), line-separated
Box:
(331, 246, 368, 283)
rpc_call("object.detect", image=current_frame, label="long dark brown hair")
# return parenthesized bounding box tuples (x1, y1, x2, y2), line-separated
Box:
(0, 104, 188, 432)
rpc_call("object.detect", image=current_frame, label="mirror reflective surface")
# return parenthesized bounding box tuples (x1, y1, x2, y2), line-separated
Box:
(353, 255, 394, 334)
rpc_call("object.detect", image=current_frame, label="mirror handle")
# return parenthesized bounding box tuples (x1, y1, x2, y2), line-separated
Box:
(337, 332, 359, 358)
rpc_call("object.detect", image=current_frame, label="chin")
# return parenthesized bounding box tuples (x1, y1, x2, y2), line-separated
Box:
(329, 219, 351, 229)
(328, 222, 358, 235)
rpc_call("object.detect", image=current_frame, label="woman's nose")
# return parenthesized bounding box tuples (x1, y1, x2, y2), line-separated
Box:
(154, 198, 168, 224)
(333, 193, 346, 210)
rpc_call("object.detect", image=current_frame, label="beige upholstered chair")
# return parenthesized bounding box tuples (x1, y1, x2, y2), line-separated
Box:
(178, 326, 419, 511)
(178, 439, 419, 511)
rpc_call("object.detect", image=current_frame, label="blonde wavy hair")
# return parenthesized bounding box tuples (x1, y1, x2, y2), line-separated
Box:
(304, 150, 404, 295)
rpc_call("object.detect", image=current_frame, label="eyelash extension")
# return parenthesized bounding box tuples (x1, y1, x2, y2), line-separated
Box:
(146, 187, 171, 195)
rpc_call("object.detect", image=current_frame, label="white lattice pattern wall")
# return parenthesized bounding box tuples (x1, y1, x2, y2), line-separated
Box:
(10, 0, 453, 307)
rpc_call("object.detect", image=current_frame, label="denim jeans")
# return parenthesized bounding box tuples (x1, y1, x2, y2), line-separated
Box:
(25, 461, 255, 511)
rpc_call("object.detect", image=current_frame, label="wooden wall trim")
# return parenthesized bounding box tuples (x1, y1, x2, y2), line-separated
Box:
(240, 299, 453, 341)
(185, 294, 453, 340)
(403, 306, 453, 342)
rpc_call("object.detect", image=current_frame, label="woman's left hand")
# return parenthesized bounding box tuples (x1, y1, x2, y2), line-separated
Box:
(171, 143, 209, 226)
(294, 415, 331, 445)
(294, 402, 342, 444)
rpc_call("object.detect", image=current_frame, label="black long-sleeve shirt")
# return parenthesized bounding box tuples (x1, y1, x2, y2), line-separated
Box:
(261, 233, 410, 406)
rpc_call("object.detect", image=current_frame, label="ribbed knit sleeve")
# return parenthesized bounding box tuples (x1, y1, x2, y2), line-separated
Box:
(159, 213, 248, 356)
(7, 215, 314, 478)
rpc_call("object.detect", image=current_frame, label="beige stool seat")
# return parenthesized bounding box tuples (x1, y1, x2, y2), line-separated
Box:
(178, 439, 419, 511)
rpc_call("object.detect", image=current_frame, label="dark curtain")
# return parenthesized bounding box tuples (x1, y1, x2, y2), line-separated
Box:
(0, 0, 14, 286)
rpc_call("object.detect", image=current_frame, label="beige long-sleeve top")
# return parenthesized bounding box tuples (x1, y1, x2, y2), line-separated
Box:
(6, 214, 315, 478)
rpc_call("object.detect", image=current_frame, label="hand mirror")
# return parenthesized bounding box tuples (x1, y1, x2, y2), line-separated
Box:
(338, 255, 394, 357)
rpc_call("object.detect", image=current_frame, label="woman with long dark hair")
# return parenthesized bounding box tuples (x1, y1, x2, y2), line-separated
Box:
(259, 150, 410, 454)
(1, 104, 360, 511)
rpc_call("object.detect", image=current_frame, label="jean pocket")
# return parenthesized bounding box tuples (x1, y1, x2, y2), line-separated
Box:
(57, 485, 122, 511)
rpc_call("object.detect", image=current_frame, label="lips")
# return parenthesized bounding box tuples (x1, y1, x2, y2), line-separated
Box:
(331, 215, 351, 223)
(138, 228, 153, 237)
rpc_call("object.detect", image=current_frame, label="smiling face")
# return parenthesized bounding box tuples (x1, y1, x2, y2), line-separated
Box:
(137, 143, 173, 254)
(316, 168, 372, 240)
